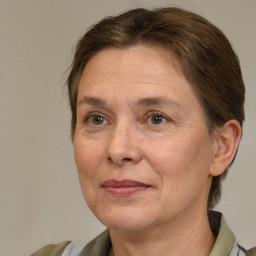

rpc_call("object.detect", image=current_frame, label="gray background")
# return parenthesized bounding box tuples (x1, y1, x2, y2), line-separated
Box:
(0, 1, 255, 256)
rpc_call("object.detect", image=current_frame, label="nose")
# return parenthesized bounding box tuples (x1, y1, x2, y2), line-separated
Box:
(106, 122, 142, 166)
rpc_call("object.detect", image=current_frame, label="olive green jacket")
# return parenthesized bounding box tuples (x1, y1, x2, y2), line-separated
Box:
(30, 212, 256, 256)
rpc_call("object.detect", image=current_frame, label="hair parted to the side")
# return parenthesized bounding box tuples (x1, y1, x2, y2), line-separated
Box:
(66, 7, 245, 209)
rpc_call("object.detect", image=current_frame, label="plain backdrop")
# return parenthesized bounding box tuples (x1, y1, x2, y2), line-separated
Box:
(0, 1, 255, 256)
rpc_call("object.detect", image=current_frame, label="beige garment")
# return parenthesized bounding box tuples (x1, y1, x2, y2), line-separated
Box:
(29, 212, 256, 256)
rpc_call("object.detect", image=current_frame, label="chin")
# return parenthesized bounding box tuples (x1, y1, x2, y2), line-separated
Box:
(95, 206, 160, 232)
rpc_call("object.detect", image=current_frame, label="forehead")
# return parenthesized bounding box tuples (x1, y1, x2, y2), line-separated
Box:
(77, 45, 199, 109)
(80, 44, 185, 86)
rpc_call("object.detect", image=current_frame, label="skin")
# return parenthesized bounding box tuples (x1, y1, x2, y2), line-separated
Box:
(74, 45, 241, 256)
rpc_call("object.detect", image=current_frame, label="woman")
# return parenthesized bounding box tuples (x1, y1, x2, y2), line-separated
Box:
(31, 7, 255, 256)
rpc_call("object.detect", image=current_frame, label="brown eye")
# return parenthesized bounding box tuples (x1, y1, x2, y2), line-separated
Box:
(83, 114, 108, 126)
(149, 114, 167, 125)
(91, 115, 105, 125)
(92, 116, 104, 125)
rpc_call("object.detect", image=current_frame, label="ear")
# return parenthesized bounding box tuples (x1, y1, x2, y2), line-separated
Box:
(209, 120, 242, 177)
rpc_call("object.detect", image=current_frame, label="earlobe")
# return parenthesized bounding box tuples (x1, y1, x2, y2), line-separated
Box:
(209, 120, 242, 177)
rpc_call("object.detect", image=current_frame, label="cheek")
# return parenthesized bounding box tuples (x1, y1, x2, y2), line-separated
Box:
(144, 133, 212, 194)
(144, 136, 192, 176)
(74, 137, 102, 174)
(73, 137, 106, 199)
(74, 137, 108, 211)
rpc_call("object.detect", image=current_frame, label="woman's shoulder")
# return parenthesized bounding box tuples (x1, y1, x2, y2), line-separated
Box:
(29, 230, 110, 256)
(208, 211, 255, 256)
(29, 241, 71, 256)
(244, 246, 256, 256)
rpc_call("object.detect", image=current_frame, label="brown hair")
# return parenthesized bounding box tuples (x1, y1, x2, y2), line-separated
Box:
(67, 7, 245, 209)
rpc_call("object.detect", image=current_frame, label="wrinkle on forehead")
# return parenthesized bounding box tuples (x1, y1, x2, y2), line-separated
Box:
(80, 44, 186, 84)
(77, 44, 200, 116)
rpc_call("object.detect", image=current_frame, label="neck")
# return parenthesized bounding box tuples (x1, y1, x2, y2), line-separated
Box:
(109, 210, 215, 256)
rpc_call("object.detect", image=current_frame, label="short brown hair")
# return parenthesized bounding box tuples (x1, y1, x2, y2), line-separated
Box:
(67, 7, 245, 209)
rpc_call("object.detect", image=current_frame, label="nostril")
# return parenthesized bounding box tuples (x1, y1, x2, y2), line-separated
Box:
(107, 157, 132, 165)
(122, 158, 132, 162)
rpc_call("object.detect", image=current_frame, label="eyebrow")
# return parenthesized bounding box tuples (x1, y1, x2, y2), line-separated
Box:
(77, 96, 182, 110)
(77, 96, 106, 106)
(137, 97, 182, 109)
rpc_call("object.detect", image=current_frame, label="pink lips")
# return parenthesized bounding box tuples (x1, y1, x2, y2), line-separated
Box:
(102, 179, 150, 197)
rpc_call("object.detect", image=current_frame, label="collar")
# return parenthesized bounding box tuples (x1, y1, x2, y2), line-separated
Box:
(78, 211, 237, 256)
(209, 211, 236, 256)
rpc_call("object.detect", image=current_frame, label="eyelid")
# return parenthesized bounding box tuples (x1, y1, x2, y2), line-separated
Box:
(81, 110, 171, 125)
(142, 110, 172, 127)
(82, 111, 110, 125)
(146, 110, 170, 121)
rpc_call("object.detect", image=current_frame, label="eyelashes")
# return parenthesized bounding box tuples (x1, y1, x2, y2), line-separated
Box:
(146, 111, 169, 125)
(81, 111, 171, 127)
(82, 112, 109, 126)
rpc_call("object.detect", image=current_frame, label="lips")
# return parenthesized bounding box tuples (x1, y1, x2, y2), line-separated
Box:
(102, 179, 151, 197)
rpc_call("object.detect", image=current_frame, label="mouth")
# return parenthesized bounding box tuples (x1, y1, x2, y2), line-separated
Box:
(102, 179, 151, 197)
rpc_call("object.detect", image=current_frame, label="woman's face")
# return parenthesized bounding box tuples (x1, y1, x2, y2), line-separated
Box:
(74, 45, 217, 232)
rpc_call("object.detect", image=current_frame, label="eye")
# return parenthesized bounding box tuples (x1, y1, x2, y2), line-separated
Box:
(91, 115, 105, 125)
(83, 113, 108, 126)
(147, 112, 168, 125)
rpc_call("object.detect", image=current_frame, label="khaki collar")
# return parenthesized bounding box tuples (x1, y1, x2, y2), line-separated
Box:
(80, 211, 236, 256)
(209, 211, 236, 256)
